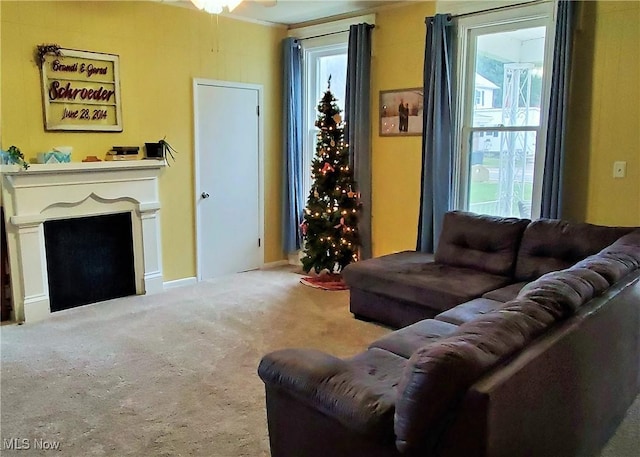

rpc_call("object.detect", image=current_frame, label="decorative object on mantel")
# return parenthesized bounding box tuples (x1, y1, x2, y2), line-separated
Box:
(145, 137, 178, 165)
(38, 46, 122, 132)
(36, 146, 72, 164)
(0, 146, 30, 170)
(111, 146, 139, 155)
(82, 156, 102, 162)
(144, 142, 162, 160)
(35, 43, 62, 66)
(105, 146, 139, 161)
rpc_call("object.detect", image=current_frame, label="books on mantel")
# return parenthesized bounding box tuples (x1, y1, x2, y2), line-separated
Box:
(106, 146, 140, 161)
(110, 146, 139, 155)
(105, 154, 139, 161)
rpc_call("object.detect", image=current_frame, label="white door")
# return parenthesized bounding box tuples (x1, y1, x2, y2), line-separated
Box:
(194, 80, 263, 280)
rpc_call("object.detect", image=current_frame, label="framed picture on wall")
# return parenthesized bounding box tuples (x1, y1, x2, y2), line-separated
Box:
(39, 47, 123, 132)
(379, 88, 423, 136)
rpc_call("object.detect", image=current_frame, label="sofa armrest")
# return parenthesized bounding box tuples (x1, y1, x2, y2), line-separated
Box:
(258, 348, 400, 439)
(258, 348, 349, 396)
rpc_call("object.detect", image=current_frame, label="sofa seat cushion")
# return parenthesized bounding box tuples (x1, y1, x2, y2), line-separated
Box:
(369, 319, 458, 358)
(482, 282, 528, 302)
(343, 252, 512, 313)
(258, 347, 407, 440)
(514, 219, 633, 281)
(343, 250, 435, 276)
(435, 298, 503, 325)
(435, 211, 529, 276)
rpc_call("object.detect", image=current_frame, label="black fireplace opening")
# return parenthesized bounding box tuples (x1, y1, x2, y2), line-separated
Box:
(44, 212, 136, 312)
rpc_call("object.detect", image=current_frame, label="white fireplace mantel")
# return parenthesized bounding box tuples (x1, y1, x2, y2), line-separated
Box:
(1, 160, 165, 322)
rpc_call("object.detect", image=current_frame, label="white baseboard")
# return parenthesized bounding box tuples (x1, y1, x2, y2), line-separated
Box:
(23, 294, 50, 323)
(163, 277, 197, 289)
(288, 251, 303, 266)
(261, 260, 288, 269)
(144, 272, 165, 295)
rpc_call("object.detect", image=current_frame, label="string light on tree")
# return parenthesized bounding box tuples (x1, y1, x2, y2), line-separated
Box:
(300, 77, 361, 274)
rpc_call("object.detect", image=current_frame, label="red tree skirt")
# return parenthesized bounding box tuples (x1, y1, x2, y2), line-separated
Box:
(300, 273, 348, 291)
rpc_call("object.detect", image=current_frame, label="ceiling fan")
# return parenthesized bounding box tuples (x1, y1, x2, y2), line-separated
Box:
(189, 0, 277, 14)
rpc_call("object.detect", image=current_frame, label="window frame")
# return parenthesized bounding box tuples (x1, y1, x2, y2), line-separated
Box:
(452, 1, 557, 218)
(301, 35, 349, 200)
(288, 14, 374, 208)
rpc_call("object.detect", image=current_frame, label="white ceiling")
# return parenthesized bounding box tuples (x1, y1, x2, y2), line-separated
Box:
(162, 0, 406, 27)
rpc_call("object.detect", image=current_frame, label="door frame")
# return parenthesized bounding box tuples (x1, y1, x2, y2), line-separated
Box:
(193, 78, 265, 281)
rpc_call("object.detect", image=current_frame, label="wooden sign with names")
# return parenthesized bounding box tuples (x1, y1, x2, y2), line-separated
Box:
(40, 48, 123, 132)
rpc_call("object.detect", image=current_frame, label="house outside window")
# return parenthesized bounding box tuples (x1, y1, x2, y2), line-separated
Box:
(453, 2, 556, 219)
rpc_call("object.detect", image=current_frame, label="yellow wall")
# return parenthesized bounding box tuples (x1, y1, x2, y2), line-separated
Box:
(1, 1, 286, 280)
(369, 0, 639, 259)
(370, 1, 435, 257)
(564, 0, 640, 226)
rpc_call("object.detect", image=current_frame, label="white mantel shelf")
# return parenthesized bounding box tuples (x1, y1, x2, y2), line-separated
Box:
(1, 159, 165, 323)
(0, 159, 165, 175)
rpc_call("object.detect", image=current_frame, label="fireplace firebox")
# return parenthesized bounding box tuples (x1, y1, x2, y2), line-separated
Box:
(44, 213, 136, 312)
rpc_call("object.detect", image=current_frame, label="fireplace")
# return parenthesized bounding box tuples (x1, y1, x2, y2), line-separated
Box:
(0, 161, 165, 322)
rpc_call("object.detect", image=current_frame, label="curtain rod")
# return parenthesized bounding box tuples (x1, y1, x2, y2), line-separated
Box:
(294, 23, 375, 41)
(444, 0, 542, 20)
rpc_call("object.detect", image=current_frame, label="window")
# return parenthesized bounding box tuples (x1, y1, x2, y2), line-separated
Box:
(453, 2, 555, 219)
(301, 35, 348, 198)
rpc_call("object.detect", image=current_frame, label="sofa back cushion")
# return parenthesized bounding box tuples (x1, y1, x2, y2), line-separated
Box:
(394, 302, 556, 454)
(435, 211, 529, 276)
(601, 229, 640, 263)
(514, 219, 633, 281)
(517, 269, 609, 315)
(573, 254, 633, 285)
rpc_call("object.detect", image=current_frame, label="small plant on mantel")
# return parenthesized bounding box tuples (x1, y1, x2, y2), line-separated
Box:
(159, 137, 179, 163)
(1, 146, 30, 170)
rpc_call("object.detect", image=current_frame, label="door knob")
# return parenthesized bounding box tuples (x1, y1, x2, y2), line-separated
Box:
(201, 192, 210, 199)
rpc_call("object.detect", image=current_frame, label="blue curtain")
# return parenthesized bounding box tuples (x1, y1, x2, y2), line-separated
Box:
(541, 0, 575, 219)
(345, 23, 373, 260)
(282, 38, 304, 253)
(416, 15, 454, 253)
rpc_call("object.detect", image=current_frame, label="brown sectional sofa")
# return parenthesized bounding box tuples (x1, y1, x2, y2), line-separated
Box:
(343, 211, 633, 328)
(258, 212, 640, 457)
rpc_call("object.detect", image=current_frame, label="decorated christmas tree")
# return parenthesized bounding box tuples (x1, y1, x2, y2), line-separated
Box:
(300, 81, 360, 274)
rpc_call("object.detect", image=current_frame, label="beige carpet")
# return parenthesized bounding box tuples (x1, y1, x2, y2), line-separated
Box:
(1, 267, 638, 456)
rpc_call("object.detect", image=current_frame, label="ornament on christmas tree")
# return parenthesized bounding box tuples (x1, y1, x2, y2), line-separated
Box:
(334, 217, 347, 232)
(300, 80, 361, 274)
(321, 162, 335, 174)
